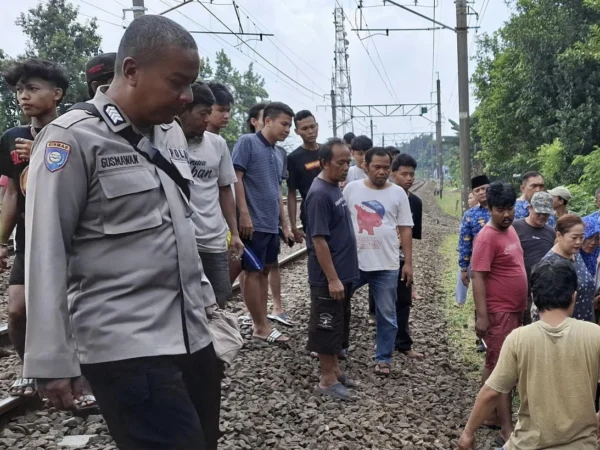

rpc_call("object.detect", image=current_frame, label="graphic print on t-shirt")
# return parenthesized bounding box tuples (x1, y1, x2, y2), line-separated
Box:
(189, 157, 213, 179)
(304, 160, 320, 171)
(355, 200, 385, 235)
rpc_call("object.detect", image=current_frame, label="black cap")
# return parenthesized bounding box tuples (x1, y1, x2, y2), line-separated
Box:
(471, 174, 490, 190)
(85, 53, 117, 84)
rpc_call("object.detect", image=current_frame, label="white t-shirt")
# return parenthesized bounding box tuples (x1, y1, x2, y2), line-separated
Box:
(345, 165, 367, 185)
(343, 180, 413, 271)
(188, 131, 237, 252)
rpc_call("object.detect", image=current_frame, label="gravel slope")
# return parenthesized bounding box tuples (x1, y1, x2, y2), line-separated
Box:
(0, 183, 501, 450)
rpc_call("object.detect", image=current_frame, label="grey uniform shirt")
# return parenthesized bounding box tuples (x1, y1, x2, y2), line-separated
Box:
(23, 88, 214, 379)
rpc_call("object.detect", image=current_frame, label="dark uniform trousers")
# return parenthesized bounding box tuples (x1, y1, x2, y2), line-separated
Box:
(81, 343, 221, 450)
(369, 260, 412, 351)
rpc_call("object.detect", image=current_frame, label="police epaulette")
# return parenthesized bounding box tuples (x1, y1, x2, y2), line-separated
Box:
(51, 109, 98, 130)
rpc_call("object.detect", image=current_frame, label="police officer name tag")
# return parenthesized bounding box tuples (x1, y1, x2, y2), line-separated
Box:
(97, 152, 143, 171)
(45, 141, 71, 172)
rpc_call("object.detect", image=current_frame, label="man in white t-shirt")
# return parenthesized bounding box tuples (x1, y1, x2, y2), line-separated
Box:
(344, 147, 414, 376)
(344, 135, 372, 186)
(179, 81, 244, 307)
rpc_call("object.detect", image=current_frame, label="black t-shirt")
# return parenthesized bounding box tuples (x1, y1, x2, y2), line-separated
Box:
(287, 145, 321, 200)
(408, 193, 423, 240)
(513, 218, 555, 280)
(305, 177, 359, 286)
(0, 126, 36, 252)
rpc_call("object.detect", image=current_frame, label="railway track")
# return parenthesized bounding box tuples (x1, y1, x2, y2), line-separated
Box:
(0, 180, 426, 420)
(232, 178, 426, 289)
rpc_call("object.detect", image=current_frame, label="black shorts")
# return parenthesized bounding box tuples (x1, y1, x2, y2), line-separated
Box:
(307, 284, 352, 355)
(9, 252, 24, 286)
(242, 231, 280, 271)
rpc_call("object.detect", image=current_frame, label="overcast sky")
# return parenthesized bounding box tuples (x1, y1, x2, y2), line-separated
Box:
(1, 0, 510, 148)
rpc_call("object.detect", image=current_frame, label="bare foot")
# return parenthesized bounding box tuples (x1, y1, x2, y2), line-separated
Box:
(403, 349, 424, 359)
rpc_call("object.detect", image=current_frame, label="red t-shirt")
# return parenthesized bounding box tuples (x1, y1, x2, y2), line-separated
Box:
(471, 224, 528, 313)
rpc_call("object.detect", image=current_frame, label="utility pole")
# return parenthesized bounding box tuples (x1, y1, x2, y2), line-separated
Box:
(132, 0, 145, 17)
(331, 89, 337, 137)
(370, 119, 374, 141)
(332, 7, 353, 136)
(436, 78, 443, 198)
(456, 0, 471, 212)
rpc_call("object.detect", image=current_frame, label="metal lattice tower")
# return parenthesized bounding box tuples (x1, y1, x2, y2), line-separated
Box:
(332, 7, 352, 136)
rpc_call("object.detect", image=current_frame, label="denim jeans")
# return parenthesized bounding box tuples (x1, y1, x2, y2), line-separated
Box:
(353, 269, 399, 364)
(455, 267, 471, 305)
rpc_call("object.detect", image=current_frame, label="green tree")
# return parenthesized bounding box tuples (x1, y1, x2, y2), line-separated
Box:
(0, 50, 20, 131)
(472, 0, 600, 183)
(15, 0, 102, 110)
(202, 50, 269, 149)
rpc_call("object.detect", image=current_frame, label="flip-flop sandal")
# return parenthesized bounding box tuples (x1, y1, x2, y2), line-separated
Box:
(374, 363, 391, 377)
(252, 328, 289, 346)
(267, 312, 294, 327)
(73, 394, 99, 414)
(315, 382, 356, 401)
(238, 315, 253, 327)
(9, 378, 37, 397)
(338, 374, 359, 389)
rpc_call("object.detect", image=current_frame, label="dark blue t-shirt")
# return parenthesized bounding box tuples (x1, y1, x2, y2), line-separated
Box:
(305, 177, 359, 286)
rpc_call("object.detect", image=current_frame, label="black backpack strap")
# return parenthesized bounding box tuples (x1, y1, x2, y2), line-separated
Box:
(68, 103, 190, 200)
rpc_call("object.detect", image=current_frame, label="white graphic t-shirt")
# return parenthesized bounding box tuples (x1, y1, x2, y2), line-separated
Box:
(345, 165, 367, 185)
(188, 131, 237, 252)
(343, 180, 414, 271)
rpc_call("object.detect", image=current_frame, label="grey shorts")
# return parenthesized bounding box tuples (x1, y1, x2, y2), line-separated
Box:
(198, 250, 232, 308)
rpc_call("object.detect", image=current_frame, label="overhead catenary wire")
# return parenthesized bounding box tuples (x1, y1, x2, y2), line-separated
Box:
(78, 11, 125, 28)
(354, 0, 401, 105)
(234, 2, 332, 85)
(73, 0, 123, 19)
(195, 0, 326, 99)
(335, 1, 397, 106)
(157, 0, 323, 104)
(232, 3, 331, 92)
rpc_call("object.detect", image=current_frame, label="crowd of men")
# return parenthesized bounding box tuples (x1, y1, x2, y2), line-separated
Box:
(0, 15, 429, 449)
(4, 13, 600, 450)
(455, 172, 600, 448)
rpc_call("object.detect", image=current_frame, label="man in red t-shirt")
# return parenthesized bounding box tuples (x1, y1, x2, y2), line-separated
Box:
(471, 181, 527, 444)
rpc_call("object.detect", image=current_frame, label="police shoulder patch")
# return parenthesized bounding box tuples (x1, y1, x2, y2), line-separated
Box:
(45, 141, 71, 172)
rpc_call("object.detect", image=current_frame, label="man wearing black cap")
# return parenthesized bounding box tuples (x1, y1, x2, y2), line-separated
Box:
(85, 53, 116, 99)
(456, 175, 491, 306)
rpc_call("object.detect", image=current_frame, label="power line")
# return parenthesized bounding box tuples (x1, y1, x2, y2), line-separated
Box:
(354, 1, 401, 104)
(232, 3, 329, 89)
(335, 1, 397, 104)
(195, 0, 326, 98)
(78, 11, 125, 28)
(108, 0, 128, 8)
(158, 0, 321, 103)
(73, 0, 123, 19)
(235, 2, 331, 84)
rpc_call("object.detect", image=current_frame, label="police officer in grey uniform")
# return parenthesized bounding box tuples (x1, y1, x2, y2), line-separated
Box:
(24, 15, 220, 450)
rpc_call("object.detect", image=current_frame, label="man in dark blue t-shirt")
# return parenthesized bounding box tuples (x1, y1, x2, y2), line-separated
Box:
(305, 138, 359, 402)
